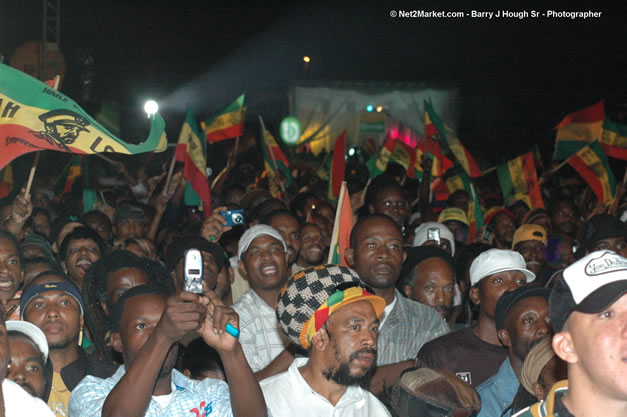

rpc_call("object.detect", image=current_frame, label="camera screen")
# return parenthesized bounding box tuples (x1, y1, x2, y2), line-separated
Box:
(188, 269, 200, 275)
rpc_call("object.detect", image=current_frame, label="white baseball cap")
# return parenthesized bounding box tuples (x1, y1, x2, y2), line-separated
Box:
(237, 224, 287, 260)
(6, 320, 49, 362)
(469, 249, 535, 287)
(413, 222, 456, 256)
(550, 250, 627, 332)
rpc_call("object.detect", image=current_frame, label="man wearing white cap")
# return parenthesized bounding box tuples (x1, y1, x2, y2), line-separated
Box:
(417, 249, 534, 387)
(413, 222, 456, 256)
(6, 320, 49, 400)
(233, 225, 295, 380)
(0, 308, 55, 415)
(514, 250, 627, 417)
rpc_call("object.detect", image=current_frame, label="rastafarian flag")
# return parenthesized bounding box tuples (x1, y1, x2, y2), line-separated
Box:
(0, 63, 167, 170)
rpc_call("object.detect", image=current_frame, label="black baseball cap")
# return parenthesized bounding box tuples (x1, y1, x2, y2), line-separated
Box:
(495, 286, 552, 330)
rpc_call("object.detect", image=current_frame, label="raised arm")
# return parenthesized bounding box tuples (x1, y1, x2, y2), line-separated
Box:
(200, 289, 267, 417)
(102, 292, 206, 417)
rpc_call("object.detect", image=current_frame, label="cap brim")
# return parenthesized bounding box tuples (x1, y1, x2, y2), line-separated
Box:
(6, 320, 49, 362)
(575, 280, 627, 314)
(334, 294, 387, 319)
(474, 266, 536, 286)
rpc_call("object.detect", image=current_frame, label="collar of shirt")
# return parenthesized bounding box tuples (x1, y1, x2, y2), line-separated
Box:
(379, 294, 397, 328)
(289, 357, 368, 408)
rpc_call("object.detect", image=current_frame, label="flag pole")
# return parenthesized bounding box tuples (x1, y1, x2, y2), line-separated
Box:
(162, 153, 177, 197)
(539, 158, 571, 183)
(94, 153, 116, 165)
(24, 152, 41, 200)
(258, 115, 287, 197)
(327, 181, 347, 264)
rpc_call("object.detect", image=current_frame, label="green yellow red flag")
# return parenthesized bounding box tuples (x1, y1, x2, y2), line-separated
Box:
(260, 123, 291, 198)
(553, 101, 613, 160)
(366, 135, 418, 179)
(415, 137, 454, 179)
(176, 107, 211, 216)
(328, 131, 347, 202)
(600, 120, 627, 160)
(0, 63, 167, 171)
(327, 181, 353, 266)
(201, 94, 246, 143)
(424, 100, 481, 177)
(566, 140, 616, 207)
(497, 152, 544, 209)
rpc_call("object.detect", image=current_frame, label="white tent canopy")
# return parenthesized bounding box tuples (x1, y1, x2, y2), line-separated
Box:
(291, 81, 458, 154)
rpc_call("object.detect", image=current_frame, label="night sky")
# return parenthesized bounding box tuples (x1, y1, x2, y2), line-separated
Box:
(1, 0, 625, 166)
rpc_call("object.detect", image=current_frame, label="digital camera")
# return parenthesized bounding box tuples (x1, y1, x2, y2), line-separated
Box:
(220, 209, 245, 226)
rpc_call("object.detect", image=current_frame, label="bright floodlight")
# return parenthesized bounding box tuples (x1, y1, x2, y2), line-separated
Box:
(303, 56, 311, 63)
(144, 100, 159, 117)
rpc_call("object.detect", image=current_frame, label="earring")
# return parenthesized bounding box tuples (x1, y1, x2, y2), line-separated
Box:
(78, 327, 84, 346)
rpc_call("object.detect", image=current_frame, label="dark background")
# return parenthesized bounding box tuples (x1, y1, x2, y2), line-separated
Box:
(1, 0, 625, 170)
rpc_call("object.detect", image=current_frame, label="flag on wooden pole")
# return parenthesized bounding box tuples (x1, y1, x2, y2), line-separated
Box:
(328, 181, 353, 266)
(176, 107, 212, 216)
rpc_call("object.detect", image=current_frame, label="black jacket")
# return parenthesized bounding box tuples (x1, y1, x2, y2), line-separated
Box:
(61, 348, 118, 391)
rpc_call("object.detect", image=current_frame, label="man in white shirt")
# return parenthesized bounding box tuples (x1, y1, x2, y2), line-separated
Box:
(234, 225, 295, 380)
(262, 264, 392, 416)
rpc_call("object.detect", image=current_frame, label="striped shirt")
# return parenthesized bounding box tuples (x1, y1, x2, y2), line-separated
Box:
(376, 290, 450, 366)
(233, 289, 290, 372)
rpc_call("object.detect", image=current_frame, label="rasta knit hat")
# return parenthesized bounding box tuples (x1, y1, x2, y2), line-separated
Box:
(276, 264, 386, 349)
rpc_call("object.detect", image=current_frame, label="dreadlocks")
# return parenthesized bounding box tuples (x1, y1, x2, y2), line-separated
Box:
(81, 250, 175, 362)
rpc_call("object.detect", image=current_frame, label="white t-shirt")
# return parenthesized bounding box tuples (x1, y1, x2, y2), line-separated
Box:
(261, 358, 392, 417)
(378, 296, 397, 329)
(3, 379, 55, 417)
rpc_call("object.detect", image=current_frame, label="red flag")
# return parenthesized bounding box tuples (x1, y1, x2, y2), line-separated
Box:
(328, 131, 346, 201)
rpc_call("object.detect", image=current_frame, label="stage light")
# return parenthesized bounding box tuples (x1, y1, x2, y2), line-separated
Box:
(303, 56, 311, 63)
(366, 105, 374, 112)
(144, 100, 158, 117)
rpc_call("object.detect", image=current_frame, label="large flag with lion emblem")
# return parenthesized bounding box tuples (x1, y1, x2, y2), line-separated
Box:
(0, 63, 167, 170)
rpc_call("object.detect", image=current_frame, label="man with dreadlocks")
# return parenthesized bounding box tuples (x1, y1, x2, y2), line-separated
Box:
(81, 250, 175, 362)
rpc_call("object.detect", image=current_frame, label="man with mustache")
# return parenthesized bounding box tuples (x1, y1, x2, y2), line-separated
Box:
(263, 210, 301, 273)
(295, 223, 325, 270)
(401, 246, 456, 323)
(262, 264, 391, 416)
(345, 214, 449, 392)
(234, 225, 295, 380)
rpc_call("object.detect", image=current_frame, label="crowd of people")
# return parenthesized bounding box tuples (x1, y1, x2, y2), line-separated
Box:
(0, 145, 625, 417)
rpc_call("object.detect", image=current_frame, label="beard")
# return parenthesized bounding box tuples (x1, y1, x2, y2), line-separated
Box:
(322, 347, 377, 388)
(48, 336, 74, 350)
